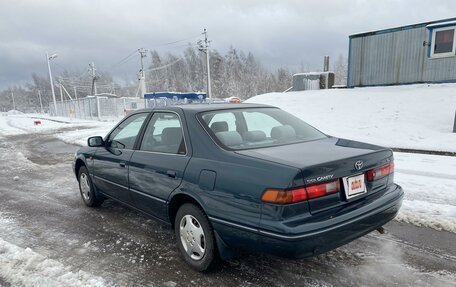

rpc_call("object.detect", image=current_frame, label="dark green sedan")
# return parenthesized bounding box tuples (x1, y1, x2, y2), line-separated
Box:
(73, 103, 403, 271)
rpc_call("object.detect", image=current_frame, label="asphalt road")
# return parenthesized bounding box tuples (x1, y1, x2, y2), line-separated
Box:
(0, 132, 455, 287)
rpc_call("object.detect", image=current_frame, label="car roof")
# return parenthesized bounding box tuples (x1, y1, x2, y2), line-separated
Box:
(133, 103, 277, 115)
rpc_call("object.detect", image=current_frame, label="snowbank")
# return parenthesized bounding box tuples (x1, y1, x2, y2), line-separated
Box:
(7, 110, 23, 115)
(246, 83, 456, 152)
(0, 114, 116, 146)
(0, 237, 105, 287)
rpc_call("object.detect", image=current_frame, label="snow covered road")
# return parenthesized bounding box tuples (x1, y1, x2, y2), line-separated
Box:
(0, 125, 455, 286)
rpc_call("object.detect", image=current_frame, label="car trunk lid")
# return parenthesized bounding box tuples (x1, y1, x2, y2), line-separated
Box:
(236, 137, 393, 214)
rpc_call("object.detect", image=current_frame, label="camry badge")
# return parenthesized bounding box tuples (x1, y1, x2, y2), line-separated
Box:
(354, 160, 364, 171)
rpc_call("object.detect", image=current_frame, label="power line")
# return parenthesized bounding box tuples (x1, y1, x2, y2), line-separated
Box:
(108, 49, 138, 70)
(148, 58, 183, 71)
(148, 33, 201, 48)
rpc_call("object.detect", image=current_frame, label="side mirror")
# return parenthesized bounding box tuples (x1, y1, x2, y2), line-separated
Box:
(88, 136, 104, 147)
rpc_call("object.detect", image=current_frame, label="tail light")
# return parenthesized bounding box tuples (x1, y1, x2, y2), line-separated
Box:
(366, 162, 394, 181)
(261, 180, 340, 204)
(306, 180, 340, 199)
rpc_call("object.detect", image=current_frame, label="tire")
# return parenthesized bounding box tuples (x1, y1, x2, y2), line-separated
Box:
(78, 166, 104, 207)
(174, 203, 217, 271)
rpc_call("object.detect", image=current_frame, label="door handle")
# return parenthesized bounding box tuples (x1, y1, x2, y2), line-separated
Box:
(167, 170, 177, 178)
(119, 161, 126, 168)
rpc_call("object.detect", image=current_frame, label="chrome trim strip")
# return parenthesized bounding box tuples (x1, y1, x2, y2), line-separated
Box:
(129, 187, 167, 203)
(93, 175, 128, 189)
(133, 149, 187, 157)
(93, 175, 128, 190)
(94, 176, 167, 203)
(208, 216, 259, 233)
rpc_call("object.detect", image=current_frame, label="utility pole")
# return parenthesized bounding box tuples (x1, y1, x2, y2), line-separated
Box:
(38, 90, 43, 113)
(10, 89, 16, 111)
(453, 110, 456, 133)
(89, 62, 98, 96)
(59, 80, 64, 102)
(198, 29, 212, 99)
(73, 86, 78, 100)
(323, 55, 330, 72)
(46, 52, 58, 115)
(138, 48, 148, 98)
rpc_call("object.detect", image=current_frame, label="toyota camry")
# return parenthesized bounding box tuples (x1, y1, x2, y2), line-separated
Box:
(73, 103, 403, 271)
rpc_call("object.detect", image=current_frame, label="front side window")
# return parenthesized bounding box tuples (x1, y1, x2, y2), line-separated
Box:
(199, 108, 327, 150)
(140, 112, 186, 154)
(108, 113, 148, 150)
(431, 27, 456, 58)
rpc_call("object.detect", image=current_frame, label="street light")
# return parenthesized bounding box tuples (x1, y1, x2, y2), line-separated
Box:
(46, 52, 58, 115)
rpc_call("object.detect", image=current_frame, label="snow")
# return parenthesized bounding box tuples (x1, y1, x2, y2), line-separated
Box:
(0, 237, 105, 287)
(394, 152, 456, 233)
(0, 114, 115, 146)
(0, 84, 455, 234)
(247, 83, 456, 233)
(0, 114, 24, 136)
(246, 83, 456, 152)
(0, 213, 105, 287)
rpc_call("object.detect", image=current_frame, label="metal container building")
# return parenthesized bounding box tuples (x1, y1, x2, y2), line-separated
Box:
(348, 17, 456, 87)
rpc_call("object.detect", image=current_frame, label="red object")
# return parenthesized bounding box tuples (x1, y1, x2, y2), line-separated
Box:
(366, 162, 394, 181)
(261, 179, 341, 204)
(305, 180, 340, 200)
(34, 120, 42, 126)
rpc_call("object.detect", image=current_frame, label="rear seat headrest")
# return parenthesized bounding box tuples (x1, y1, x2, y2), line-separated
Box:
(210, 121, 229, 133)
(161, 127, 183, 145)
(271, 125, 296, 141)
(243, 130, 266, 142)
(215, 131, 243, 147)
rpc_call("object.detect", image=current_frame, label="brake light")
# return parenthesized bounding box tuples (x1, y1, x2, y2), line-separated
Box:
(366, 162, 394, 181)
(261, 180, 340, 204)
(306, 180, 340, 199)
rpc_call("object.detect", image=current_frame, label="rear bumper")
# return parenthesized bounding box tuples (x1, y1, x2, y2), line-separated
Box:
(258, 184, 403, 258)
(211, 184, 403, 259)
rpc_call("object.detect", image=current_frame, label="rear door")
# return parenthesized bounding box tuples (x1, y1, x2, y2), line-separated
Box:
(129, 111, 190, 220)
(92, 113, 149, 205)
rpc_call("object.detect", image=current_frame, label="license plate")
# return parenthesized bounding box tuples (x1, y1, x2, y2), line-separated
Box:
(343, 174, 367, 199)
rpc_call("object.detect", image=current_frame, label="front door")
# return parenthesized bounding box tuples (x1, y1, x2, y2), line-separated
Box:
(129, 112, 190, 220)
(92, 113, 148, 205)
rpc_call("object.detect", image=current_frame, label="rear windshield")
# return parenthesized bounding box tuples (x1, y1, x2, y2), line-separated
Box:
(199, 107, 327, 150)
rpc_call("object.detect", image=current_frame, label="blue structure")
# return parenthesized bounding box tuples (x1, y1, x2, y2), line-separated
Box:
(144, 92, 206, 101)
(348, 17, 456, 87)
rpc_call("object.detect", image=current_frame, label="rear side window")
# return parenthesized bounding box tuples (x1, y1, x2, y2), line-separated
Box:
(200, 108, 326, 150)
(140, 112, 186, 155)
(107, 113, 148, 150)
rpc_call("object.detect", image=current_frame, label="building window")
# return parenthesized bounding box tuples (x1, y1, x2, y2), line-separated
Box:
(430, 26, 456, 58)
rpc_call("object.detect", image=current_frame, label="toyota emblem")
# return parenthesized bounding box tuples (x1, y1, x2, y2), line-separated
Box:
(354, 160, 364, 170)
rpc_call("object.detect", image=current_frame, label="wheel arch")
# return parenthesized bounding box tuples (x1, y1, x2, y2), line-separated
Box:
(74, 158, 86, 178)
(168, 193, 206, 228)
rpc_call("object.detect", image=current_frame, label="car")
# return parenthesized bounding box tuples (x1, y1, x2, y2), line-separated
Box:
(73, 103, 403, 271)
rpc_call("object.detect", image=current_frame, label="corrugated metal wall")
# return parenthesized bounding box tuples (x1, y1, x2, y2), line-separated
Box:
(348, 26, 456, 87)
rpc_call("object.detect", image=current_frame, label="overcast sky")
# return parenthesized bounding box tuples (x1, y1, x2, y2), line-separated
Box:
(1, 0, 455, 89)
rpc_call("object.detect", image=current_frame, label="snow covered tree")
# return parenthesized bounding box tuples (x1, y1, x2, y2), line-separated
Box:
(333, 54, 348, 86)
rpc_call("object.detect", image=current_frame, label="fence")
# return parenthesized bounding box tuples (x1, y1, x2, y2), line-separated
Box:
(50, 97, 146, 121)
(49, 96, 208, 121)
